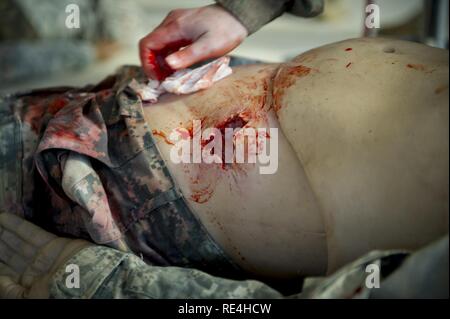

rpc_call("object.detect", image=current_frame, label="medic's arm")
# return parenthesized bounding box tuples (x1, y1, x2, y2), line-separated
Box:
(216, 0, 325, 35)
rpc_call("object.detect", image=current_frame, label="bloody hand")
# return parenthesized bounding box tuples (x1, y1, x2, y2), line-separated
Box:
(139, 4, 248, 80)
(147, 40, 192, 81)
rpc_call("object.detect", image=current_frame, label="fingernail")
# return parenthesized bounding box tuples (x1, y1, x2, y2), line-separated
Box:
(166, 55, 180, 69)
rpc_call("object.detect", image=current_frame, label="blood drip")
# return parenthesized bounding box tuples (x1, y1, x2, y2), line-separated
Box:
(152, 129, 174, 145)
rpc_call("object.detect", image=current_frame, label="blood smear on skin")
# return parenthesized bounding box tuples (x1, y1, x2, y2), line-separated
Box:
(151, 129, 174, 145)
(201, 114, 249, 168)
(273, 65, 312, 112)
(190, 186, 214, 204)
(406, 64, 426, 71)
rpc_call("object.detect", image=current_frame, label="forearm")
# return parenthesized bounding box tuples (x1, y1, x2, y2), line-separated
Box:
(215, 0, 324, 34)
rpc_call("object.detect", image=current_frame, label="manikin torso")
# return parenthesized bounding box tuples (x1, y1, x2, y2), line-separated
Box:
(143, 38, 449, 280)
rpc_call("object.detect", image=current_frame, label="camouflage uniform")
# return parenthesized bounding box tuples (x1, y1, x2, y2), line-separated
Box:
(0, 66, 240, 278)
(1, 65, 447, 300)
(216, 0, 325, 35)
(49, 243, 416, 299)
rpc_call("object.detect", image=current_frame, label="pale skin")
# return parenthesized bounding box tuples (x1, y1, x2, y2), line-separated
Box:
(143, 38, 449, 280)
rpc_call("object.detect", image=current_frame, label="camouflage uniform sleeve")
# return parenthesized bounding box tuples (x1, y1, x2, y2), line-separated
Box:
(49, 244, 421, 299)
(215, 0, 324, 35)
(50, 246, 284, 299)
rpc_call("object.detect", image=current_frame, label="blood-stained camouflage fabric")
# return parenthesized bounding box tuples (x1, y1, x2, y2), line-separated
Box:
(0, 66, 240, 277)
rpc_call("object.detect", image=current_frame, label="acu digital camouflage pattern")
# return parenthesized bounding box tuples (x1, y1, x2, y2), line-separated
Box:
(0, 65, 240, 278)
(49, 244, 411, 299)
(216, 0, 324, 35)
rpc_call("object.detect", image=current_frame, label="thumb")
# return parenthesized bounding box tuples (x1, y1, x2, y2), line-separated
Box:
(166, 35, 221, 70)
(139, 24, 189, 79)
